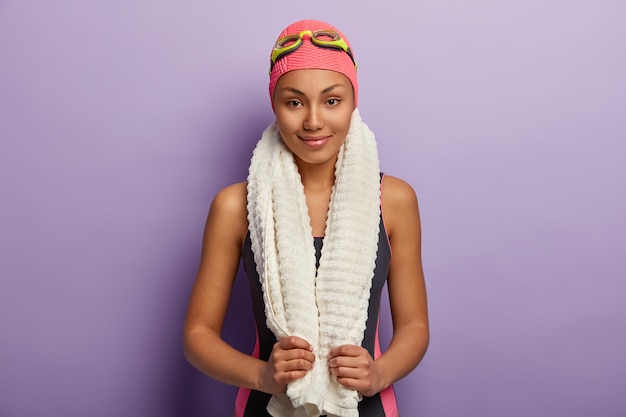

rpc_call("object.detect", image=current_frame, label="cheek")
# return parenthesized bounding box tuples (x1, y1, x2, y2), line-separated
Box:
(330, 111, 352, 133)
(275, 119, 297, 145)
(276, 121, 296, 141)
(275, 111, 300, 132)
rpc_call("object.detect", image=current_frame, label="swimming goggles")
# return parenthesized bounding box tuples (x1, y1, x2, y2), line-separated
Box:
(269, 29, 358, 73)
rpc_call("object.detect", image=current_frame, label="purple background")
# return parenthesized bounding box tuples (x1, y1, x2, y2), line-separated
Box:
(1, 1, 625, 416)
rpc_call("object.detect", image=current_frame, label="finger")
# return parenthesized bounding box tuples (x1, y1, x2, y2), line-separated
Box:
(278, 336, 313, 351)
(328, 353, 369, 369)
(334, 375, 365, 392)
(281, 369, 310, 384)
(272, 345, 316, 369)
(328, 344, 363, 358)
(291, 349, 316, 365)
(277, 347, 315, 364)
(278, 356, 315, 372)
(330, 364, 369, 379)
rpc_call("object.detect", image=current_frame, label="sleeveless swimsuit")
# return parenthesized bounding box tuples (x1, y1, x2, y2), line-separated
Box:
(235, 179, 398, 416)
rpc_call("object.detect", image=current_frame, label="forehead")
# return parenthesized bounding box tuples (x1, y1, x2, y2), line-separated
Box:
(274, 69, 353, 93)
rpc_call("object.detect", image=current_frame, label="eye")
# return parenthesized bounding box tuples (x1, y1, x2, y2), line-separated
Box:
(287, 100, 302, 107)
(327, 98, 340, 106)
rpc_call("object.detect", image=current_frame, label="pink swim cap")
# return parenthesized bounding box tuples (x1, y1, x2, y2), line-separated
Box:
(268, 19, 358, 107)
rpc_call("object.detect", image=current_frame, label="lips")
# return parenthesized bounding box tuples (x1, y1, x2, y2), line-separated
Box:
(298, 135, 331, 148)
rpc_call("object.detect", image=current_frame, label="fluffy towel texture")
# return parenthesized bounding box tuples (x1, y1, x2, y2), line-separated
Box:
(246, 109, 381, 417)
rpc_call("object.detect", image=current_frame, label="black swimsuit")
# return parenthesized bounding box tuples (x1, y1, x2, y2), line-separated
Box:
(235, 180, 398, 416)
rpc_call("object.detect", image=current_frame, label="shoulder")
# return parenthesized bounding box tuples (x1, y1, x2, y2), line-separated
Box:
(206, 181, 249, 243)
(381, 175, 418, 209)
(211, 181, 248, 213)
(380, 175, 420, 239)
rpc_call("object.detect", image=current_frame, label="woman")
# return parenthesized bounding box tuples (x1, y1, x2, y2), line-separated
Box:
(184, 19, 429, 417)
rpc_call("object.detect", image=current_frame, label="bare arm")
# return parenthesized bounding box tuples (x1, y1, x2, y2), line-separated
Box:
(328, 175, 429, 396)
(183, 182, 314, 394)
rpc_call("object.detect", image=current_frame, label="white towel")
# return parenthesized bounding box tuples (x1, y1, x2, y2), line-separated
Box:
(247, 109, 381, 417)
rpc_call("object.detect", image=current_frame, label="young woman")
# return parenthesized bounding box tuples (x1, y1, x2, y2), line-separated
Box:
(184, 19, 429, 417)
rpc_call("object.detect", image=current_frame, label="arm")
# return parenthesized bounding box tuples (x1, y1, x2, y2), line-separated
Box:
(328, 175, 429, 396)
(183, 182, 314, 394)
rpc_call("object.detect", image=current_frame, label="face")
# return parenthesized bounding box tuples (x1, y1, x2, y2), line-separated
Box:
(272, 69, 355, 169)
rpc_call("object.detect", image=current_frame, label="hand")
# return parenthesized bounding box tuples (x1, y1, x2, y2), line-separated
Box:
(260, 336, 315, 394)
(328, 345, 384, 397)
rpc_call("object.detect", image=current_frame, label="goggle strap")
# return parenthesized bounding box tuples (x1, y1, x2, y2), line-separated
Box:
(269, 42, 303, 73)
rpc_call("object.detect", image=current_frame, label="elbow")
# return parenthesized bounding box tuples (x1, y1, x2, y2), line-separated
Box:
(408, 321, 430, 366)
(182, 325, 203, 368)
(182, 330, 194, 366)
(418, 322, 430, 354)
(418, 326, 430, 367)
(183, 336, 194, 366)
(182, 324, 222, 372)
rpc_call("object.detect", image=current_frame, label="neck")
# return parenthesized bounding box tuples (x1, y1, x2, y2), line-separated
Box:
(295, 156, 337, 191)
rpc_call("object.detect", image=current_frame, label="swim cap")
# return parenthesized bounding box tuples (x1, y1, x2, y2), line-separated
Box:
(268, 19, 358, 107)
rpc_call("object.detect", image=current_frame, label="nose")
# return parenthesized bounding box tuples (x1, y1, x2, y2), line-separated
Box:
(303, 106, 323, 131)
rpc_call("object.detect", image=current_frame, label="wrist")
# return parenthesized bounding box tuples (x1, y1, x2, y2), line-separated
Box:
(252, 359, 270, 393)
(373, 357, 391, 393)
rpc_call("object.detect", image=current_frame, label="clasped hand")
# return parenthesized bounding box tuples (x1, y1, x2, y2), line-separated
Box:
(260, 336, 383, 397)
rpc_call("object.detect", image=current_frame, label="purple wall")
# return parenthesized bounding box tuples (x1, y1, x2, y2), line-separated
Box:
(1, 1, 625, 416)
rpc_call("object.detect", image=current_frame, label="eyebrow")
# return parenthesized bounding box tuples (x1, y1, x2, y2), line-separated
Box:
(280, 84, 346, 96)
